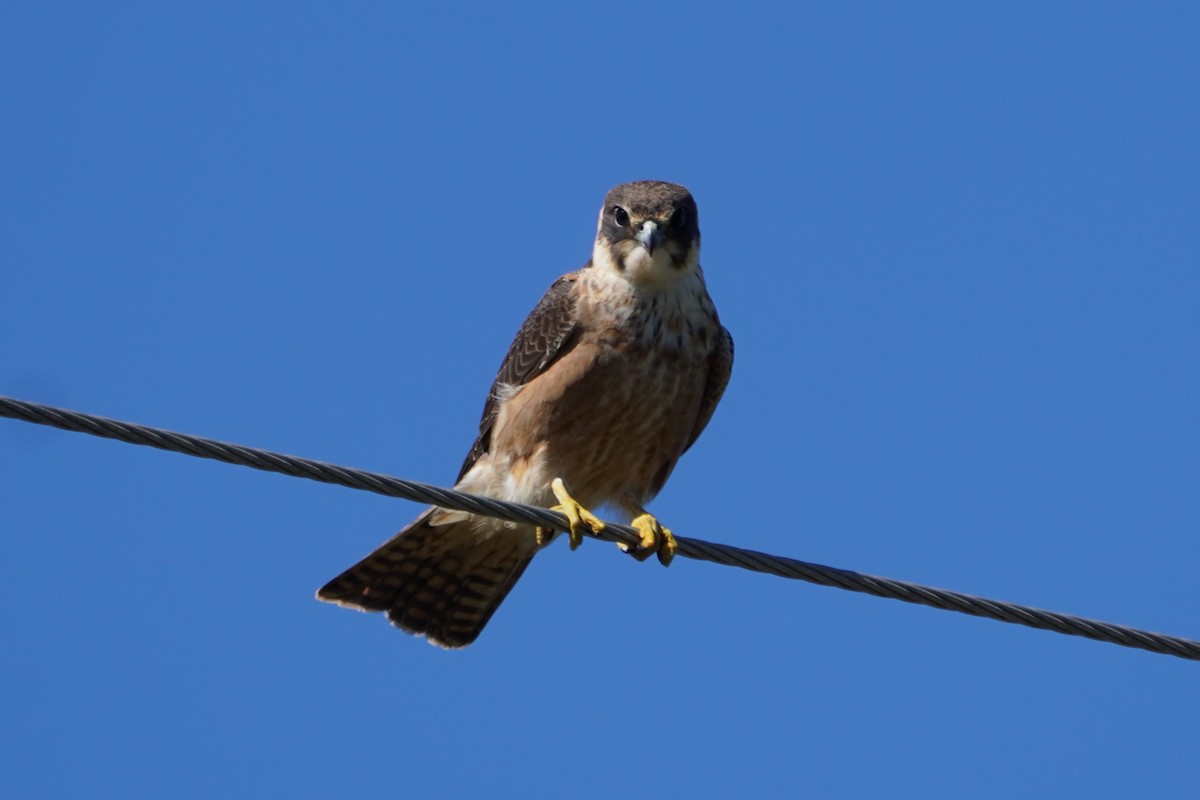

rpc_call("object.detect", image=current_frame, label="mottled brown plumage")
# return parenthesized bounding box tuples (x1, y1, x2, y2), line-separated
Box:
(317, 181, 732, 648)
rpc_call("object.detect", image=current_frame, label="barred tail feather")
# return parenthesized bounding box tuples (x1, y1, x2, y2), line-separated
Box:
(317, 510, 536, 649)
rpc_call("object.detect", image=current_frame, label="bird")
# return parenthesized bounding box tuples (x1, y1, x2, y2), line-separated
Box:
(317, 180, 733, 648)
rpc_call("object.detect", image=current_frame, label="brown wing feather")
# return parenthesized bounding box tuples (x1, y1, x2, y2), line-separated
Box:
(684, 325, 734, 454)
(456, 272, 582, 481)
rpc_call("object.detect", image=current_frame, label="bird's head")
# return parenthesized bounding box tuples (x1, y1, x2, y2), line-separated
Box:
(592, 181, 700, 287)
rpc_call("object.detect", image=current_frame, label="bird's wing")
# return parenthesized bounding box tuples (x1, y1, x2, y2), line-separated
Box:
(456, 272, 583, 481)
(683, 325, 734, 454)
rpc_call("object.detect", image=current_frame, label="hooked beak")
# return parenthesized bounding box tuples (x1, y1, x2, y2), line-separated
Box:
(636, 221, 664, 255)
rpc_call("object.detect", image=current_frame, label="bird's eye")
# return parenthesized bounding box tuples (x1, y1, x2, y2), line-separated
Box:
(611, 206, 630, 227)
(670, 207, 690, 228)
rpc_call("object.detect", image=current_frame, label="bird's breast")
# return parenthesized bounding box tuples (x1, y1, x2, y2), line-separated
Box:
(489, 275, 719, 512)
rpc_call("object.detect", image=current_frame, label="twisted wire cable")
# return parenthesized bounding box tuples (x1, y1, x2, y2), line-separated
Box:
(2, 394, 1197, 661)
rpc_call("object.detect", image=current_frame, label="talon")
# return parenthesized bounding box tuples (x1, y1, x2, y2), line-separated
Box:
(545, 477, 605, 550)
(620, 512, 677, 566)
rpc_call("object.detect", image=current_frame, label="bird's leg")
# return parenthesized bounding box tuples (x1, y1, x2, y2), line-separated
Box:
(536, 477, 606, 550)
(620, 506, 677, 567)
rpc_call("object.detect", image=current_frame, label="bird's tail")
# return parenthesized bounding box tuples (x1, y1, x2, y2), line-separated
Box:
(317, 509, 537, 648)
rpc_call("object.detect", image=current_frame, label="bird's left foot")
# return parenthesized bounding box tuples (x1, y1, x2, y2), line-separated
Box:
(620, 513, 677, 566)
(536, 477, 606, 550)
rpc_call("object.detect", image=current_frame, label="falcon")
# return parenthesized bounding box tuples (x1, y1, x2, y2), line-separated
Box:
(317, 180, 733, 648)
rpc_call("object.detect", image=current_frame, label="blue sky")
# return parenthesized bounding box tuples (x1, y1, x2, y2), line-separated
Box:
(2, 2, 1198, 797)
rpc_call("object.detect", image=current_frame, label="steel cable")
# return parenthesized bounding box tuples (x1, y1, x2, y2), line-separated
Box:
(2, 395, 1196, 661)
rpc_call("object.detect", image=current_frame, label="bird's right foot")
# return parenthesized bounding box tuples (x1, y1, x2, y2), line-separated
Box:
(535, 477, 606, 550)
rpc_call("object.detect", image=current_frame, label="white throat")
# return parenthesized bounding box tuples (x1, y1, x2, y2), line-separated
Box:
(592, 239, 699, 289)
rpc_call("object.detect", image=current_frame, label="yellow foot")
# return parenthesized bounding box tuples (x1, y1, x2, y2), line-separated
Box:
(619, 512, 677, 566)
(536, 477, 606, 550)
